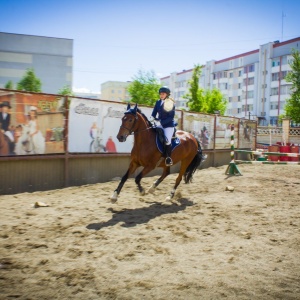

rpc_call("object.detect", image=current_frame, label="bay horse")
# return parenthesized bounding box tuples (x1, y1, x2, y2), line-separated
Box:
(110, 103, 203, 202)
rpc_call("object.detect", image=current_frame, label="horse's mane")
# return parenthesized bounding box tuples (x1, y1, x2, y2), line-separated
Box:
(136, 108, 153, 128)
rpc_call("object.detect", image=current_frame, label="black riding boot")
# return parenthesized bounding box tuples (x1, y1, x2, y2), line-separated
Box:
(165, 144, 173, 166)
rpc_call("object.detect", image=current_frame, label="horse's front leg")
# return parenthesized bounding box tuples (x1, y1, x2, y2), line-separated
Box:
(110, 161, 138, 203)
(148, 167, 170, 194)
(135, 166, 156, 196)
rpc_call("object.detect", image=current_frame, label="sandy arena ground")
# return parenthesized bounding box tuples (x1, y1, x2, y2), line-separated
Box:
(1, 164, 300, 299)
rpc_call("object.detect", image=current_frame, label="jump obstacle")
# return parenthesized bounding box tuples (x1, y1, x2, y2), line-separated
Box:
(225, 124, 300, 176)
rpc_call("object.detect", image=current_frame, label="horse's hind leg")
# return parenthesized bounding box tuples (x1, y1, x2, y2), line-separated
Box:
(166, 160, 190, 201)
(148, 167, 170, 194)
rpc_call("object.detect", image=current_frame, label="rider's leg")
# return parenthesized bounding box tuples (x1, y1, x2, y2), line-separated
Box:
(165, 143, 173, 166)
(163, 127, 174, 166)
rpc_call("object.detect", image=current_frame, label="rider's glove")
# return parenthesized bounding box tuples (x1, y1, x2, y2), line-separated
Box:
(149, 116, 155, 122)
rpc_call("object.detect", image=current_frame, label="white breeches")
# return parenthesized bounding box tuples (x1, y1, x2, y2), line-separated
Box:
(157, 125, 173, 145)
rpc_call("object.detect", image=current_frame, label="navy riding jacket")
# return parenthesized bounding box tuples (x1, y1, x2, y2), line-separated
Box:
(151, 99, 176, 128)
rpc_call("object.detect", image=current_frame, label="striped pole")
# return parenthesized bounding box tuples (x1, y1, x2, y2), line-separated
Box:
(235, 160, 300, 165)
(235, 149, 300, 157)
(225, 124, 242, 175)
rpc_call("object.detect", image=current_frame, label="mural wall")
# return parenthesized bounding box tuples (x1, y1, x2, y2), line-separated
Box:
(0, 91, 64, 156)
(0, 90, 257, 156)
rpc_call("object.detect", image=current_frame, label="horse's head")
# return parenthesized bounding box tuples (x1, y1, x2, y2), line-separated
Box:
(117, 103, 139, 142)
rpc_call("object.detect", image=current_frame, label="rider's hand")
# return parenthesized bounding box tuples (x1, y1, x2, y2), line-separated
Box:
(149, 116, 155, 122)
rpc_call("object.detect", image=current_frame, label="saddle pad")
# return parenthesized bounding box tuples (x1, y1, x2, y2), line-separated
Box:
(156, 135, 181, 154)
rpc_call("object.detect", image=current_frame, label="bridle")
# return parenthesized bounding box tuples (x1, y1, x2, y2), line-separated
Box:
(119, 112, 152, 137)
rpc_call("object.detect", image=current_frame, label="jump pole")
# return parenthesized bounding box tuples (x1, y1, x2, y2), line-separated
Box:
(225, 124, 242, 176)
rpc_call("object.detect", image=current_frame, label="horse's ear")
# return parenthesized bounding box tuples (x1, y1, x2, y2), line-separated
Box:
(133, 103, 138, 114)
(126, 103, 131, 110)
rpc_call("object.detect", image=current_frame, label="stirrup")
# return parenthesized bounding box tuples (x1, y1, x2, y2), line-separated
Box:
(165, 157, 173, 166)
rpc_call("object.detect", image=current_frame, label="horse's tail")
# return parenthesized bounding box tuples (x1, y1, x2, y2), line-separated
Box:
(184, 140, 202, 184)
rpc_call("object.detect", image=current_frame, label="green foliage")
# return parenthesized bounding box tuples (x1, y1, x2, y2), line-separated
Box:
(184, 65, 205, 111)
(284, 49, 300, 123)
(4, 80, 14, 89)
(16, 68, 42, 92)
(127, 69, 161, 105)
(58, 85, 74, 96)
(185, 64, 227, 115)
(205, 88, 227, 115)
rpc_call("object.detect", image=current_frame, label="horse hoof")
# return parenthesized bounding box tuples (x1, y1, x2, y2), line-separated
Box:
(165, 195, 172, 201)
(110, 192, 118, 203)
(166, 189, 175, 201)
(148, 185, 155, 194)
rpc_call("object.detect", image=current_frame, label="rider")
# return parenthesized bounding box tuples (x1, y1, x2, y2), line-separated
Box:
(149, 86, 176, 166)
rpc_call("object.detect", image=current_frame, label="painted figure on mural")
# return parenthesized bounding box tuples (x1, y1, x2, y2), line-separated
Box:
(201, 126, 209, 149)
(27, 106, 45, 154)
(0, 101, 15, 154)
(89, 122, 106, 152)
(106, 136, 117, 153)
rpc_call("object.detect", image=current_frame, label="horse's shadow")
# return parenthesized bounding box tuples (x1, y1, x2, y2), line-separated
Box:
(86, 198, 193, 231)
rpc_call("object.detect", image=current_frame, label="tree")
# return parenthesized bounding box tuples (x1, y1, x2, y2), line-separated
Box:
(205, 88, 227, 115)
(284, 49, 300, 123)
(184, 65, 206, 112)
(127, 69, 161, 106)
(4, 80, 14, 89)
(16, 68, 42, 92)
(58, 85, 74, 96)
(185, 64, 227, 114)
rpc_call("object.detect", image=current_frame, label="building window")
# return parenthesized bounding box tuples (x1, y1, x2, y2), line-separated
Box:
(247, 90, 254, 98)
(272, 60, 280, 67)
(228, 97, 232, 102)
(249, 64, 255, 72)
(270, 103, 278, 110)
(271, 87, 279, 96)
(230, 72, 233, 78)
(238, 83, 242, 89)
(272, 72, 279, 81)
(244, 64, 255, 73)
(280, 85, 292, 95)
(238, 96, 241, 102)
(243, 77, 254, 85)
(239, 70, 242, 76)
(281, 70, 288, 79)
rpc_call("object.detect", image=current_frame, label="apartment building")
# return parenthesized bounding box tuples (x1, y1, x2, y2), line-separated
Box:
(101, 81, 131, 102)
(161, 37, 300, 125)
(0, 32, 73, 94)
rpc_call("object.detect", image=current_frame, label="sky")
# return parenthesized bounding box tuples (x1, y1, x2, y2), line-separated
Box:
(0, 0, 299, 93)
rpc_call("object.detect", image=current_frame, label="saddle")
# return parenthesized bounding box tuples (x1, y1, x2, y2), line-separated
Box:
(155, 127, 180, 154)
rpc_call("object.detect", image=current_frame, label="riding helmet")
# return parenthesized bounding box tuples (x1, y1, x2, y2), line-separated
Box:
(159, 87, 170, 95)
